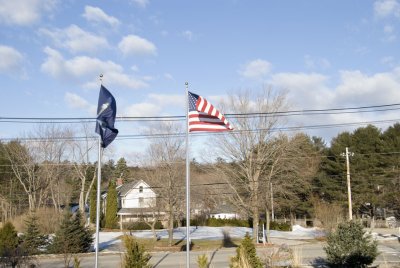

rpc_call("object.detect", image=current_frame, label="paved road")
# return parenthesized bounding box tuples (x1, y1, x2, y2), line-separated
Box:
(37, 249, 235, 268)
(36, 238, 400, 268)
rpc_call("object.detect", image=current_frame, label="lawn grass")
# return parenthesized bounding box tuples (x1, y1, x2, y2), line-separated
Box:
(121, 236, 242, 252)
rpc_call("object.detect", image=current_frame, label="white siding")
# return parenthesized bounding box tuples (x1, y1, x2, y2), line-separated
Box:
(122, 181, 156, 208)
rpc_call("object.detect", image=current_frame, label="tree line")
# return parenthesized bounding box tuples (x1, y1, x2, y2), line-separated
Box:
(0, 88, 399, 241)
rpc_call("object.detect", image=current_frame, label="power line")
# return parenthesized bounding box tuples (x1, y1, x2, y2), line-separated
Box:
(1, 117, 399, 142)
(1, 102, 399, 123)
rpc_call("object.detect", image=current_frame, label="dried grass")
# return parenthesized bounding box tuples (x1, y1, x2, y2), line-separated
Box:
(11, 208, 61, 233)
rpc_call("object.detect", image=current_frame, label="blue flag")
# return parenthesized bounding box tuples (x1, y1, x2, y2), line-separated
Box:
(95, 85, 118, 148)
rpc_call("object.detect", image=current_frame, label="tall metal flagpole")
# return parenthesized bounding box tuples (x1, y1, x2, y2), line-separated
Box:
(95, 74, 103, 268)
(185, 82, 191, 267)
(95, 138, 102, 268)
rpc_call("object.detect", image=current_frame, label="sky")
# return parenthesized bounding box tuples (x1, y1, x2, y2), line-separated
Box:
(1, 0, 400, 163)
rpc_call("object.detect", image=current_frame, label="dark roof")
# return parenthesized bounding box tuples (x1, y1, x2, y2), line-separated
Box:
(210, 203, 238, 214)
(117, 179, 157, 196)
(117, 180, 139, 196)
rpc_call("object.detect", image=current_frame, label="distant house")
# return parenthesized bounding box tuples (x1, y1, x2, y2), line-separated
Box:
(114, 179, 162, 229)
(209, 202, 240, 219)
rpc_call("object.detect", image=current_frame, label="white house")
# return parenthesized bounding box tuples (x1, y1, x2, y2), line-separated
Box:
(115, 179, 162, 230)
(209, 202, 240, 219)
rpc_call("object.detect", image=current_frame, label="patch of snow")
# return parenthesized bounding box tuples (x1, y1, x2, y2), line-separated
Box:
(129, 225, 325, 241)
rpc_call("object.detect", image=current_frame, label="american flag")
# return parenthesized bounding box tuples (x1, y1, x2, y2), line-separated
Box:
(188, 91, 233, 132)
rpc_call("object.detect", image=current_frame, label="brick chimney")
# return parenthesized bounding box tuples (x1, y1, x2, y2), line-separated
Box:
(116, 178, 123, 186)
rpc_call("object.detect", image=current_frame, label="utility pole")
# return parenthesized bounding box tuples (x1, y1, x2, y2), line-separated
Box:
(342, 147, 354, 221)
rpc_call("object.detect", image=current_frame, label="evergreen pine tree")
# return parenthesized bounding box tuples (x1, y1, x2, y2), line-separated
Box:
(230, 232, 263, 268)
(70, 210, 93, 252)
(115, 157, 129, 179)
(122, 235, 151, 268)
(90, 182, 97, 224)
(0, 221, 19, 257)
(105, 180, 118, 229)
(0, 221, 33, 268)
(50, 210, 94, 254)
(324, 221, 378, 267)
(21, 214, 48, 255)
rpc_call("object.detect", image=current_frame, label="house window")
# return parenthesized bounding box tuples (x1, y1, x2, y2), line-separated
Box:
(139, 197, 144, 207)
(139, 186, 143, 193)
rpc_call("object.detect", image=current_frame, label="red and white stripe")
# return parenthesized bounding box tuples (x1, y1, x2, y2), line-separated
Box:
(188, 96, 233, 132)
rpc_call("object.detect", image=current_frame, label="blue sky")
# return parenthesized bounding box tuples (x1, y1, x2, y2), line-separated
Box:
(1, 0, 400, 162)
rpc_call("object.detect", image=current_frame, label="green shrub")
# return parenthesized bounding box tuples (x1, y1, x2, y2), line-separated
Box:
(0, 221, 19, 256)
(126, 221, 163, 230)
(324, 221, 378, 268)
(0, 221, 33, 267)
(230, 232, 263, 268)
(269, 221, 292, 231)
(206, 218, 250, 227)
(193, 214, 208, 226)
(122, 235, 151, 268)
(180, 218, 206, 227)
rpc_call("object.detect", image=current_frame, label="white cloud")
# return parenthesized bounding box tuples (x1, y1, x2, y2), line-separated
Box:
(383, 24, 396, 41)
(239, 59, 272, 80)
(182, 30, 194, 41)
(164, 73, 174, 80)
(270, 72, 331, 108)
(374, 0, 400, 18)
(132, 0, 149, 8)
(149, 93, 184, 106)
(64, 92, 96, 114)
(41, 47, 148, 89)
(304, 55, 331, 70)
(271, 68, 400, 116)
(123, 93, 184, 117)
(335, 69, 400, 105)
(381, 56, 395, 65)
(384, 24, 394, 33)
(269, 68, 400, 143)
(125, 103, 161, 117)
(271, 69, 400, 109)
(143, 76, 154, 81)
(0, 0, 57, 26)
(0, 45, 24, 75)
(82, 6, 120, 27)
(39, 25, 109, 54)
(118, 35, 157, 56)
(354, 46, 370, 55)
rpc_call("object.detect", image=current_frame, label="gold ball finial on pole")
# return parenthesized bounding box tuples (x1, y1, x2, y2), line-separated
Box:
(99, 74, 103, 84)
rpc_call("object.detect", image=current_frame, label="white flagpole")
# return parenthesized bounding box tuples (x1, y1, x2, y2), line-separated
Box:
(95, 138, 102, 268)
(95, 74, 103, 268)
(185, 82, 191, 267)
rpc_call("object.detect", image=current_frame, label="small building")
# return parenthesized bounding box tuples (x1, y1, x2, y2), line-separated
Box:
(209, 202, 240, 219)
(115, 179, 163, 229)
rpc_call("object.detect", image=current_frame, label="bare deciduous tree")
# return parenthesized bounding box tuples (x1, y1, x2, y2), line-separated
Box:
(142, 122, 185, 246)
(4, 124, 72, 212)
(33, 124, 72, 212)
(69, 123, 98, 215)
(208, 88, 290, 240)
(140, 198, 162, 241)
